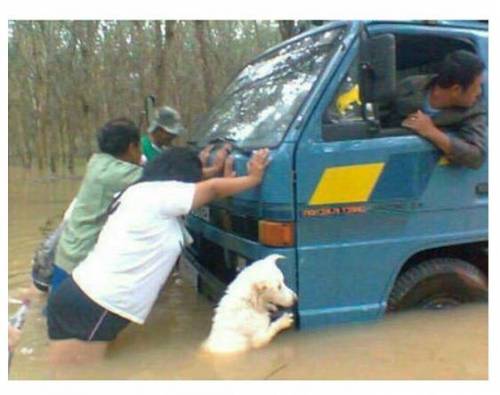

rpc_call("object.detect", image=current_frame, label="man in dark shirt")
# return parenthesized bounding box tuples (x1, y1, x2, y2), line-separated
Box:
(388, 50, 486, 169)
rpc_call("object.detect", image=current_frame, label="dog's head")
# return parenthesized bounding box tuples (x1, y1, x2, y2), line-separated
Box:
(245, 254, 297, 311)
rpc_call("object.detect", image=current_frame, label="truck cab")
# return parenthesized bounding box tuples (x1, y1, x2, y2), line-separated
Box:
(183, 20, 488, 329)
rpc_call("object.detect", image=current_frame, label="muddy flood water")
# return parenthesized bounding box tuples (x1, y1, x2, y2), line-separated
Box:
(8, 167, 488, 380)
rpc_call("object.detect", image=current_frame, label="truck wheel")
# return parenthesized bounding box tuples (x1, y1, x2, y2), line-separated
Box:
(387, 258, 488, 312)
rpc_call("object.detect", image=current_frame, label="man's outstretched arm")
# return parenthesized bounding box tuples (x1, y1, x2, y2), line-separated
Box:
(403, 110, 485, 169)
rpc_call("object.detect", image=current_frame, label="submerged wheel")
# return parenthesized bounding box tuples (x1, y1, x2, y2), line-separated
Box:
(387, 258, 488, 312)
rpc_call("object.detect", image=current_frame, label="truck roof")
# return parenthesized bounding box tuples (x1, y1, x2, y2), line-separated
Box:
(254, 20, 487, 68)
(365, 20, 488, 31)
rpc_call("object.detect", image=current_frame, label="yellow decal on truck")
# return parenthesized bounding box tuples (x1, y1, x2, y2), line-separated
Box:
(309, 163, 385, 205)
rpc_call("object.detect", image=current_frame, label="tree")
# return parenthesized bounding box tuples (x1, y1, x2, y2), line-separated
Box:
(154, 21, 176, 106)
(194, 20, 214, 111)
(8, 20, 283, 173)
(278, 20, 295, 41)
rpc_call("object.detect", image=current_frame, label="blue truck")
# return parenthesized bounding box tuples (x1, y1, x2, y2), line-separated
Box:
(182, 20, 488, 329)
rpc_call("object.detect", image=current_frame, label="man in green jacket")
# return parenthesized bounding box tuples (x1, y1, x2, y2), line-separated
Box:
(52, 117, 231, 293)
(51, 118, 143, 291)
(141, 106, 184, 162)
(386, 50, 486, 169)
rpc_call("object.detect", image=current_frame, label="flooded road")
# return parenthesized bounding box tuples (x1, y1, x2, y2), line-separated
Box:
(8, 167, 488, 380)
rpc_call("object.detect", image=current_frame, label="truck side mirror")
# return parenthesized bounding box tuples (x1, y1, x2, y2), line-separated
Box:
(359, 33, 396, 103)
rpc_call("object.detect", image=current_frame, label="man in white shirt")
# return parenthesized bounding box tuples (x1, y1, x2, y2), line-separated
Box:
(46, 147, 270, 365)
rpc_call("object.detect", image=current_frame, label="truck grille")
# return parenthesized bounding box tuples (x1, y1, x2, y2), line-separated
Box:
(191, 234, 237, 284)
(209, 207, 259, 242)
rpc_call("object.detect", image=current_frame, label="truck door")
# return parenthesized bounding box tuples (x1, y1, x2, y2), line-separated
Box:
(294, 25, 488, 328)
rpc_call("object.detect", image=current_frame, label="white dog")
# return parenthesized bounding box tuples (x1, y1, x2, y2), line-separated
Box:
(202, 254, 297, 354)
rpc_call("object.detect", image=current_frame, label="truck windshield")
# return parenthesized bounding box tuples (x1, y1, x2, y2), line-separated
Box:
(193, 26, 347, 149)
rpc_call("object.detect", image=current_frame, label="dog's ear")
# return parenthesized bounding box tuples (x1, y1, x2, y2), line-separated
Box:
(253, 280, 268, 293)
(267, 254, 286, 261)
(261, 254, 286, 269)
(266, 254, 286, 266)
(249, 280, 268, 309)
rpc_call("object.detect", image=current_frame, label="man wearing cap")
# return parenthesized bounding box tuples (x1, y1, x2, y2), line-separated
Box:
(142, 105, 232, 178)
(141, 106, 184, 163)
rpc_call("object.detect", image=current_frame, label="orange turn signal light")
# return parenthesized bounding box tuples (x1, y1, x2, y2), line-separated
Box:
(258, 220, 295, 247)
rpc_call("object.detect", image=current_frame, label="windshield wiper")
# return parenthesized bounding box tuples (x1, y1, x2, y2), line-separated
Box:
(206, 136, 254, 154)
(187, 137, 235, 148)
(208, 136, 237, 145)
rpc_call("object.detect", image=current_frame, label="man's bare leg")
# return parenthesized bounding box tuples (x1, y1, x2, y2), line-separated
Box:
(48, 339, 109, 378)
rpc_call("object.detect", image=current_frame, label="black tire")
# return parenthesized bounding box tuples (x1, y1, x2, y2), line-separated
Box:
(387, 258, 488, 312)
(31, 263, 51, 293)
(30, 222, 64, 293)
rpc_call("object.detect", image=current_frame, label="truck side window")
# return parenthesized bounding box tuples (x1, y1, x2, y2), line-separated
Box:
(324, 57, 363, 123)
(322, 56, 375, 142)
(322, 33, 481, 143)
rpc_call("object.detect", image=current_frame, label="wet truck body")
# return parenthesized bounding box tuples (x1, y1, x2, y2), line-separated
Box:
(182, 21, 488, 328)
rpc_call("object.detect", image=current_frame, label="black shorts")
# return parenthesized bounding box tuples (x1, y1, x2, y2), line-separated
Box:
(47, 276, 130, 341)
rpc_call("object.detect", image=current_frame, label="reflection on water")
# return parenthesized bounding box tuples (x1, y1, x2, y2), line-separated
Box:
(8, 167, 488, 380)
